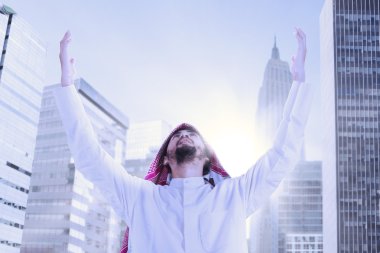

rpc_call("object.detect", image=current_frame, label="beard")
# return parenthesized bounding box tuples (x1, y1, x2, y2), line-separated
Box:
(175, 145, 197, 164)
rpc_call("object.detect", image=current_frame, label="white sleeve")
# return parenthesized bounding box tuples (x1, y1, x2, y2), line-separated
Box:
(234, 81, 314, 217)
(53, 85, 154, 224)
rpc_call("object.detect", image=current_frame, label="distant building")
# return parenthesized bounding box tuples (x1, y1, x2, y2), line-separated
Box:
(250, 39, 321, 253)
(21, 79, 129, 253)
(255, 38, 294, 147)
(250, 161, 323, 253)
(285, 233, 323, 253)
(125, 120, 171, 178)
(321, 0, 380, 252)
(0, 6, 46, 253)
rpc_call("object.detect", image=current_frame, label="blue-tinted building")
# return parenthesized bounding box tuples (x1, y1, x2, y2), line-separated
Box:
(21, 79, 129, 253)
(0, 6, 46, 253)
(321, 0, 380, 252)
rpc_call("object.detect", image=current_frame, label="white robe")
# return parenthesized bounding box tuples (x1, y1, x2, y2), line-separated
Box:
(53, 80, 313, 253)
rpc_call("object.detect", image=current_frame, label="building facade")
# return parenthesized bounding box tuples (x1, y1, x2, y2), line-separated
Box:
(0, 7, 46, 253)
(250, 39, 322, 253)
(285, 233, 323, 253)
(250, 161, 323, 253)
(255, 38, 294, 150)
(21, 79, 129, 253)
(125, 120, 171, 178)
(321, 0, 380, 252)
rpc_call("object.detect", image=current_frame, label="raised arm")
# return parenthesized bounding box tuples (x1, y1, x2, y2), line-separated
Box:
(236, 28, 313, 216)
(54, 31, 153, 224)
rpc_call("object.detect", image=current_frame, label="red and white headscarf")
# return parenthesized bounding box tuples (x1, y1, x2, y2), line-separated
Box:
(120, 123, 230, 253)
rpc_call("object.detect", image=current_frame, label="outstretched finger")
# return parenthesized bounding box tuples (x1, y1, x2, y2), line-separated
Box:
(63, 30, 71, 39)
(297, 29, 306, 42)
(296, 29, 302, 40)
(60, 31, 72, 45)
(298, 28, 306, 38)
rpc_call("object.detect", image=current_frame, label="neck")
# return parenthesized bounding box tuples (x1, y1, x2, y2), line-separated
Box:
(171, 160, 203, 178)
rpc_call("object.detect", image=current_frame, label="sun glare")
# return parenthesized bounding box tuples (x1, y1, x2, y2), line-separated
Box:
(202, 122, 271, 177)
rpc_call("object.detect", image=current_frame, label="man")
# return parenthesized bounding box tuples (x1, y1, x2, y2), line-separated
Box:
(55, 28, 312, 252)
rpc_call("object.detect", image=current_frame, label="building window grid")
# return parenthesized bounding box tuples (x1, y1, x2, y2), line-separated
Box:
(349, 2, 355, 249)
(336, 0, 380, 251)
(357, 2, 363, 248)
(335, 0, 345, 247)
(375, 0, 380, 247)
(367, 1, 372, 249)
(373, 0, 378, 247)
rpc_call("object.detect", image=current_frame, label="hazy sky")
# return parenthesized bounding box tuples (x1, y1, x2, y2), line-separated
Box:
(6, 0, 325, 176)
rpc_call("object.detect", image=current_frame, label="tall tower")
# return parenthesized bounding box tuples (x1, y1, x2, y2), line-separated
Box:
(251, 37, 293, 253)
(255, 37, 293, 147)
(0, 5, 46, 253)
(250, 38, 322, 253)
(321, 0, 380, 252)
(21, 79, 129, 253)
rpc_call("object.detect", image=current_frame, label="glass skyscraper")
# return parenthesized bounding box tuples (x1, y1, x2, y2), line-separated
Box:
(0, 7, 46, 253)
(21, 79, 129, 253)
(250, 161, 323, 253)
(321, 0, 380, 252)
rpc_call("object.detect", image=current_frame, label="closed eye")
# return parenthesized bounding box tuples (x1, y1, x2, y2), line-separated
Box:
(171, 133, 180, 140)
(170, 130, 199, 140)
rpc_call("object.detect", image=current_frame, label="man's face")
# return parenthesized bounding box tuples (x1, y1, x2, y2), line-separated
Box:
(165, 129, 207, 165)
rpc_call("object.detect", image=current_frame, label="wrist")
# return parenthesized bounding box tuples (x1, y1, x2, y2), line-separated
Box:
(61, 76, 73, 87)
(293, 65, 305, 81)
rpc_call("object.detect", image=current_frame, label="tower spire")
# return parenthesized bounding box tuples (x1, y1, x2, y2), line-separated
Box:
(271, 35, 280, 60)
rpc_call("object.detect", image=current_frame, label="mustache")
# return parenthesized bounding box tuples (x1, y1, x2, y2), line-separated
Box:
(176, 137, 193, 146)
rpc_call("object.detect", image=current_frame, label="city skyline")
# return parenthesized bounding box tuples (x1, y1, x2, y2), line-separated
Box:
(1, 1, 379, 252)
(4, 0, 324, 176)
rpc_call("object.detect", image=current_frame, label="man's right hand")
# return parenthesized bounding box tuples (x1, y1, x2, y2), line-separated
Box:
(59, 31, 75, 87)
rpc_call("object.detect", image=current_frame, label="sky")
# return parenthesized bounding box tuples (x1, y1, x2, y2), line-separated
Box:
(6, 0, 325, 176)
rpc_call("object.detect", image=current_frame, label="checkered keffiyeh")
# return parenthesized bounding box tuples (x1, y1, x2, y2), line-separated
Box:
(120, 123, 230, 253)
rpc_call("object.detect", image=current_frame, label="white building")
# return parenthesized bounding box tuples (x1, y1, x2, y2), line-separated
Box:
(0, 6, 46, 253)
(285, 233, 323, 253)
(21, 79, 129, 253)
(125, 120, 171, 178)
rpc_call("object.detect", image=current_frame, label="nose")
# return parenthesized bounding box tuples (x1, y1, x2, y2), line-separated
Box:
(179, 132, 190, 138)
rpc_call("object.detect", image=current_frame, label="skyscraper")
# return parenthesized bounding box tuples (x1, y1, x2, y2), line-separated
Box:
(255, 37, 293, 149)
(0, 6, 46, 253)
(250, 38, 322, 253)
(321, 0, 380, 252)
(21, 79, 129, 253)
(276, 161, 323, 253)
(251, 39, 294, 253)
(250, 161, 323, 253)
